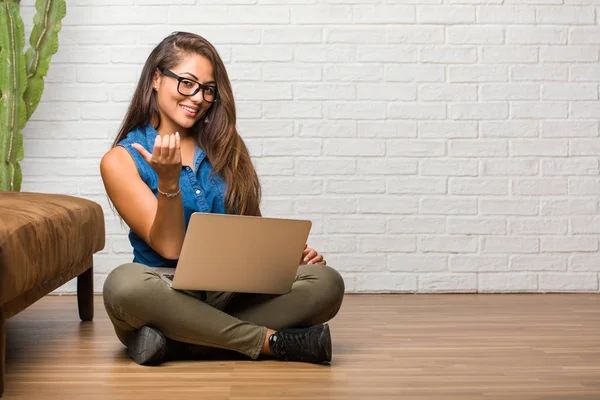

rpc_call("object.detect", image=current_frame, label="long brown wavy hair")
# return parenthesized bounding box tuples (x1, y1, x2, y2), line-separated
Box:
(111, 31, 261, 216)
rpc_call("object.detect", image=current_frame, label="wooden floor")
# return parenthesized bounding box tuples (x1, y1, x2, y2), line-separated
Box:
(3, 294, 600, 399)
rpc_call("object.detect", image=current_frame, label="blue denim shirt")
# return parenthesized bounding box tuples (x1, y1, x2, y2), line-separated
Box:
(117, 123, 227, 267)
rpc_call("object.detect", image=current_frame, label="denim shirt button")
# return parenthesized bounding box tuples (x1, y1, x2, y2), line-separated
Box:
(195, 190, 201, 195)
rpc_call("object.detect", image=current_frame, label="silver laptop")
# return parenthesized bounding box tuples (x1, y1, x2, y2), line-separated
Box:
(154, 212, 312, 294)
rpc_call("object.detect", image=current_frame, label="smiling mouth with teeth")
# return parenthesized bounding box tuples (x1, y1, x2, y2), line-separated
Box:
(180, 105, 198, 114)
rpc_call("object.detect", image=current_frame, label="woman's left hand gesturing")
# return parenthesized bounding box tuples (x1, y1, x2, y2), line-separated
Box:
(300, 244, 326, 265)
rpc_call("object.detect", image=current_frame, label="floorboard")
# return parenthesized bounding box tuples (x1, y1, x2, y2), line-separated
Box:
(3, 294, 600, 399)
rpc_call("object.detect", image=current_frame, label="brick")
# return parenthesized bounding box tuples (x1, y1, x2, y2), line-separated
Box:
(389, 103, 448, 120)
(447, 27, 504, 44)
(357, 159, 418, 175)
(324, 139, 385, 156)
(511, 102, 568, 119)
(571, 102, 600, 119)
(324, 65, 383, 81)
(420, 159, 478, 176)
(419, 46, 477, 63)
(388, 217, 446, 233)
(479, 121, 540, 138)
(387, 26, 445, 44)
(262, 139, 321, 156)
(291, 6, 353, 24)
(511, 139, 568, 156)
(419, 84, 478, 101)
(357, 84, 417, 101)
(420, 235, 478, 253)
(569, 255, 600, 272)
(359, 236, 416, 252)
(541, 199, 598, 216)
(569, 178, 600, 195)
(263, 102, 322, 119)
(294, 46, 355, 62)
(449, 178, 509, 195)
(538, 273, 598, 291)
(358, 197, 419, 214)
(420, 197, 478, 214)
(536, 6, 596, 24)
(296, 159, 356, 175)
(542, 158, 599, 175)
(387, 177, 447, 194)
(263, 27, 322, 43)
(419, 273, 477, 292)
(298, 121, 357, 138)
(325, 28, 386, 44)
(447, 217, 506, 234)
(449, 65, 508, 82)
(540, 47, 598, 63)
(511, 64, 568, 81)
(388, 255, 447, 272)
(296, 198, 356, 214)
(419, 121, 478, 138)
(481, 46, 538, 63)
(571, 217, 600, 234)
(480, 198, 538, 215)
(449, 140, 508, 157)
(512, 178, 568, 195)
(387, 140, 446, 157)
(541, 237, 598, 252)
(477, 6, 535, 23)
(327, 179, 386, 194)
(483, 159, 539, 176)
(418, 6, 475, 23)
(448, 102, 509, 120)
(542, 84, 598, 100)
(306, 236, 357, 254)
(482, 237, 540, 253)
(295, 84, 356, 100)
(478, 273, 538, 292)
(331, 254, 387, 272)
(254, 158, 294, 176)
(358, 121, 417, 138)
(261, 178, 323, 196)
(541, 121, 598, 138)
(509, 218, 568, 235)
(507, 27, 567, 44)
(237, 121, 294, 137)
(355, 274, 417, 292)
(263, 64, 322, 81)
(480, 84, 539, 100)
(325, 102, 387, 119)
(449, 255, 508, 272)
(511, 255, 568, 271)
(353, 6, 416, 23)
(328, 217, 386, 234)
(385, 65, 445, 82)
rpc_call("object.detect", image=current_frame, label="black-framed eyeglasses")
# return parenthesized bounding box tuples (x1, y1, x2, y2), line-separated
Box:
(158, 67, 218, 103)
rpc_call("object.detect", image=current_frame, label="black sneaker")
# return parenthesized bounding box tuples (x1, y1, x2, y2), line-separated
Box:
(127, 325, 167, 366)
(268, 324, 332, 364)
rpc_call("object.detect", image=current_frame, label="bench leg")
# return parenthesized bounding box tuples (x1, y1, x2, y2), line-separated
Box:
(77, 259, 94, 322)
(1, 308, 5, 397)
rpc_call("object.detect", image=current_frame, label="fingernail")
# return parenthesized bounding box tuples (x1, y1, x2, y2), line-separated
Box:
(176, 131, 179, 136)
(308, 261, 313, 264)
(304, 257, 309, 262)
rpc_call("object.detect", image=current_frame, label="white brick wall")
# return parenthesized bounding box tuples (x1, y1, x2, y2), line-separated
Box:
(17, 0, 600, 293)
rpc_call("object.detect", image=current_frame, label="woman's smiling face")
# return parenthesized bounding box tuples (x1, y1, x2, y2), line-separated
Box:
(153, 53, 215, 135)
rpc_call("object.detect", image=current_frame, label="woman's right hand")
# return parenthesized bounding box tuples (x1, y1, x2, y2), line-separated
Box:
(132, 132, 182, 188)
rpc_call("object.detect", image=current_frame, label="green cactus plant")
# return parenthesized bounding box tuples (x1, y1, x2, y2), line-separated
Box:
(0, 0, 66, 192)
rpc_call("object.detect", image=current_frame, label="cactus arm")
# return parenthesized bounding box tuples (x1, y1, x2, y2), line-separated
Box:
(0, 0, 27, 192)
(24, 0, 66, 120)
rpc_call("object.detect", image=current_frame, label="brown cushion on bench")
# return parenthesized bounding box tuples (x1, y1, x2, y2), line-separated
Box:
(0, 192, 105, 305)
